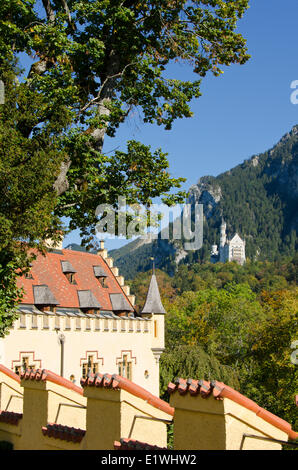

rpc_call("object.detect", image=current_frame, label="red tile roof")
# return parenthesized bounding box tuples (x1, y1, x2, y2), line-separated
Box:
(17, 248, 133, 311)
(168, 378, 298, 441)
(0, 411, 23, 425)
(20, 368, 83, 396)
(0, 363, 21, 383)
(114, 438, 167, 450)
(42, 423, 85, 443)
(81, 373, 174, 417)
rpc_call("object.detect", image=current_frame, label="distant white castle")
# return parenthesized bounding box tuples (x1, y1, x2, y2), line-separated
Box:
(210, 219, 246, 265)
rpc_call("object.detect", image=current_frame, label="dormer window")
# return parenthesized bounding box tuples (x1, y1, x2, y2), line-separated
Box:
(109, 293, 133, 316)
(65, 272, 76, 284)
(93, 266, 108, 287)
(33, 285, 58, 313)
(81, 308, 99, 315)
(39, 305, 56, 313)
(77, 290, 101, 313)
(61, 261, 77, 285)
(24, 272, 33, 280)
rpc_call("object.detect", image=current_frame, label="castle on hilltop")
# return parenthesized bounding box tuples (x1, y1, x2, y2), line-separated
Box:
(210, 219, 246, 265)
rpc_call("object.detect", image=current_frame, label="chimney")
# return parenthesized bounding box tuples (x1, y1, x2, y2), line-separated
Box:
(97, 239, 108, 259)
(44, 231, 64, 250)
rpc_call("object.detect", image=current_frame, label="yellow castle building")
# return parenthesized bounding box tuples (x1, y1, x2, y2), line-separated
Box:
(0, 241, 165, 397)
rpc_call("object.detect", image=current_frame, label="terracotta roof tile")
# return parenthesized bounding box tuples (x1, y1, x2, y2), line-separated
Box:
(0, 411, 23, 425)
(20, 368, 83, 395)
(42, 423, 85, 443)
(168, 378, 298, 441)
(81, 373, 174, 416)
(17, 249, 134, 312)
(114, 438, 167, 450)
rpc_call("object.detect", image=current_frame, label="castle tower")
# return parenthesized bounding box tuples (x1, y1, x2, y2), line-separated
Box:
(141, 271, 166, 395)
(210, 244, 219, 264)
(220, 219, 227, 248)
(219, 219, 227, 262)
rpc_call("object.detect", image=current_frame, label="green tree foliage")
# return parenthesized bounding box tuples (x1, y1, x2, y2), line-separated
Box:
(0, 0, 250, 334)
(159, 344, 239, 401)
(240, 289, 298, 428)
(165, 283, 265, 363)
(0, 0, 250, 235)
(0, 257, 23, 337)
(130, 257, 297, 306)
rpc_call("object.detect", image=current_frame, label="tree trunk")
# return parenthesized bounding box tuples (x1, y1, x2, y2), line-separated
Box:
(54, 51, 121, 196)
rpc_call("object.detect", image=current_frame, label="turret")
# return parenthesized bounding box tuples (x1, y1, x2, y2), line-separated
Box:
(220, 219, 227, 248)
(140, 270, 166, 393)
(210, 244, 219, 263)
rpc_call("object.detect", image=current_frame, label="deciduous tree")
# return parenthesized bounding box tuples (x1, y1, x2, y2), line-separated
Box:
(0, 0, 249, 333)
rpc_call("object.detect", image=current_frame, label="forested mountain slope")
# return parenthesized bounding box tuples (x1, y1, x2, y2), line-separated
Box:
(111, 125, 298, 278)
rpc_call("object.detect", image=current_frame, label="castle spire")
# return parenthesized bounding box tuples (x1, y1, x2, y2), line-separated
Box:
(141, 273, 166, 315)
(220, 218, 227, 247)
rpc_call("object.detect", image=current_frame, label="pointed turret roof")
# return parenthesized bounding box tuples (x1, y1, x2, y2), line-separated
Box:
(141, 274, 166, 315)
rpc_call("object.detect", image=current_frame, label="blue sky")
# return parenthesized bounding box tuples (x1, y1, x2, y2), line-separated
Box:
(63, 0, 298, 250)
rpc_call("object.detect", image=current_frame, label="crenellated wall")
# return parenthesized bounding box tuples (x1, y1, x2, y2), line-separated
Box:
(0, 312, 162, 396)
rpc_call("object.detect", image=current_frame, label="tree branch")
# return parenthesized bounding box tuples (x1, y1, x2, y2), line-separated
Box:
(42, 0, 55, 24)
(79, 61, 137, 113)
(60, 0, 75, 30)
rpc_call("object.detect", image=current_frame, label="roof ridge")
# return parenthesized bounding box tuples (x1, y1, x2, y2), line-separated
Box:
(20, 368, 83, 395)
(42, 423, 86, 443)
(61, 249, 98, 257)
(0, 410, 23, 425)
(81, 372, 174, 416)
(114, 438, 167, 450)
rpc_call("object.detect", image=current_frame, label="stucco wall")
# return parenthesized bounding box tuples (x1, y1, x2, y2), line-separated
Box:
(0, 370, 23, 414)
(0, 313, 161, 396)
(170, 393, 289, 450)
